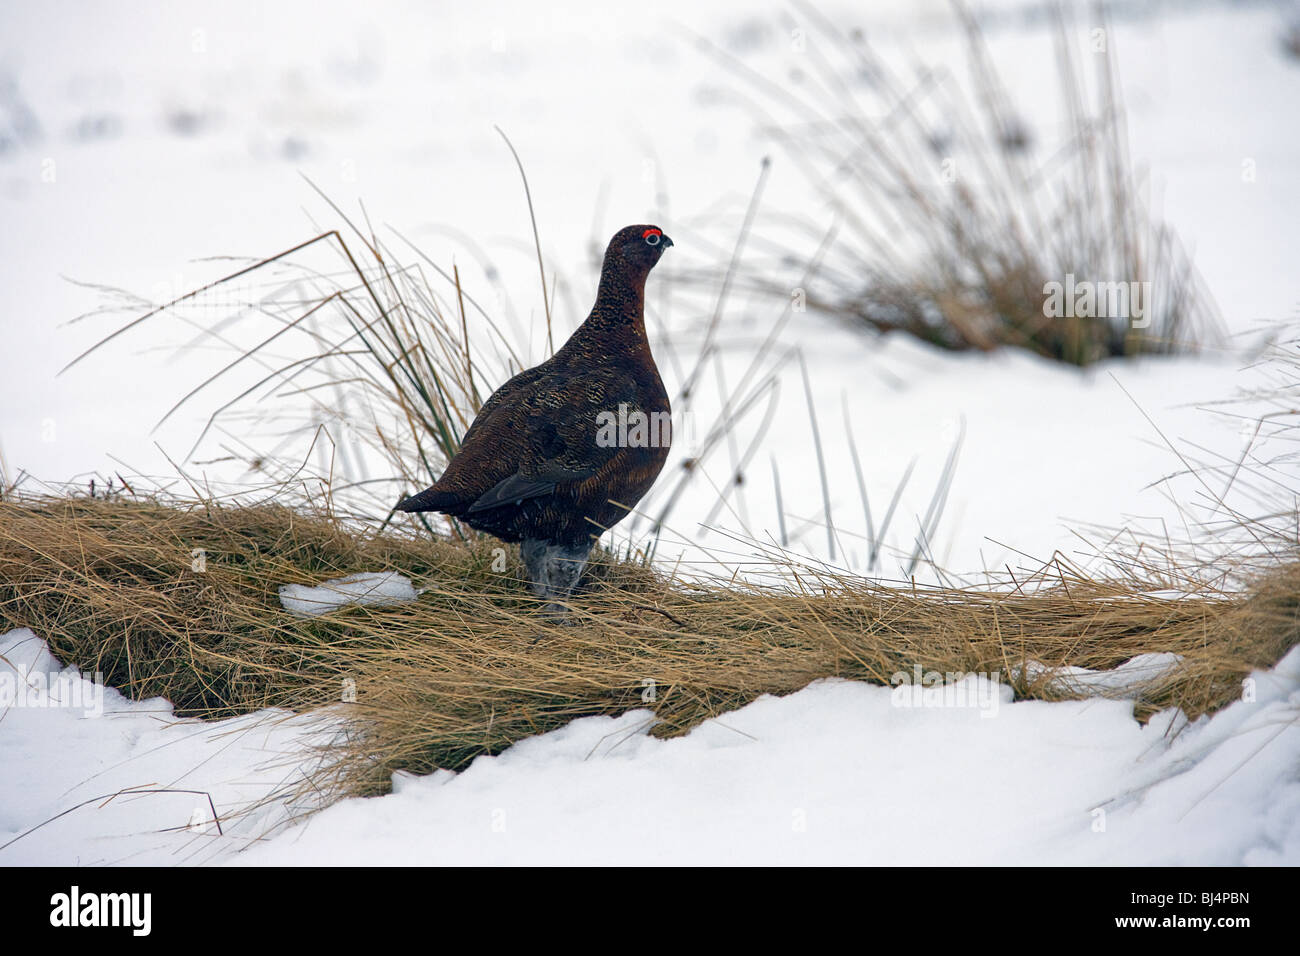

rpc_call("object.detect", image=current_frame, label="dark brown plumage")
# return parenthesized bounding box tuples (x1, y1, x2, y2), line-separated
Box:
(397, 224, 674, 615)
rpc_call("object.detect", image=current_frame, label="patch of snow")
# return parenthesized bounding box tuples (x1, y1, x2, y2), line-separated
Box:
(278, 571, 418, 617)
(230, 648, 1299, 866)
(0, 629, 342, 865)
(1017, 652, 1186, 699)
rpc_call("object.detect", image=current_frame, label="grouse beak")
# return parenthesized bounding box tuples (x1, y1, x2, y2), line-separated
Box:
(661, 234, 674, 250)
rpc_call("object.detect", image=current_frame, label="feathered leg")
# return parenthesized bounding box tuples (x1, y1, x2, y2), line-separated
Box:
(521, 538, 549, 600)
(542, 542, 592, 618)
(520, 539, 592, 621)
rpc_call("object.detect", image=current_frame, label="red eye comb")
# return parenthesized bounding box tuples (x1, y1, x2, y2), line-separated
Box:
(642, 228, 661, 238)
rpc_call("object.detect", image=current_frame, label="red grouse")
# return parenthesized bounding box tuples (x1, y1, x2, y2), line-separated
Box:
(397, 224, 674, 616)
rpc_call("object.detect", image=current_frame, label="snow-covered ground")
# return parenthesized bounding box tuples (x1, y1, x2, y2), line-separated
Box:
(2, 0, 1299, 864)
(2, 626, 1296, 865)
(0, 629, 338, 865)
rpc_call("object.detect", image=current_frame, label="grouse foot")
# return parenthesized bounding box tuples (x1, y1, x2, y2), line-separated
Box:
(521, 538, 593, 623)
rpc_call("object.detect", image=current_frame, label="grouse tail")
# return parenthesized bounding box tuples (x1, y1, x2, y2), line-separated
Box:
(395, 485, 460, 514)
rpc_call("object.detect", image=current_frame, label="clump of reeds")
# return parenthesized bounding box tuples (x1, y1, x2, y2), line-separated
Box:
(688, 1, 1223, 365)
(61, 197, 515, 529)
(2, 491, 1293, 801)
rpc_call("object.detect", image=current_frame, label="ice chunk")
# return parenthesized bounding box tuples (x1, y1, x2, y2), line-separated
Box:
(278, 572, 418, 617)
(1017, 652, 1184, 698)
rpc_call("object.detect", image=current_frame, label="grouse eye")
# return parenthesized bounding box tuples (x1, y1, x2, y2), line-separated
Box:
(644, 233, 661, 246)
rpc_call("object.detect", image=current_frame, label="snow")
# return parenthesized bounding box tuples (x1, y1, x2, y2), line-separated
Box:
(3, 625, 1295, 865)
(278, 571, 418, 617)
(1018, 652, 1186, 699)
(225, 643, 1300, 866)
(0, 629, 339, 865)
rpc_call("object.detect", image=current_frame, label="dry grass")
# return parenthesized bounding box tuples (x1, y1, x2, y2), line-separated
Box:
(686, 1, 1224, 365)
(2, 492, 1294, 801)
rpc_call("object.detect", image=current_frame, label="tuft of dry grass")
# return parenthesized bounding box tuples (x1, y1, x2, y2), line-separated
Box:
(2, 492, 1294, 801)
(687, 1, 1224, 365)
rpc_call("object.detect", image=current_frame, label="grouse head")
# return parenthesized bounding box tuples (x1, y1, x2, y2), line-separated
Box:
(606, 224, 674, 276)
